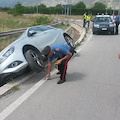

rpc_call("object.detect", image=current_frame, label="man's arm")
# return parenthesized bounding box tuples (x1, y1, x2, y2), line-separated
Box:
(46, 61, 52, 78)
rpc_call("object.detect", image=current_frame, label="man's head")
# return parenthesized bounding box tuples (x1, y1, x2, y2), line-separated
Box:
(41, 46, 54, 57)
(114, 12, 118, 16)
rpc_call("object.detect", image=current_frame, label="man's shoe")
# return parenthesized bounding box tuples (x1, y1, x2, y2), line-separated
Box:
(57, 79, 66, 84)
(56, 71, 61, 75)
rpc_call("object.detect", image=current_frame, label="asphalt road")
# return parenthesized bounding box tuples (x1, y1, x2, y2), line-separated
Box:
(0, 29, 120, 120)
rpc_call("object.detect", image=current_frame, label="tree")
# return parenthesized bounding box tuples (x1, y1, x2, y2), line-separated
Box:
(73, 2, 86, 9)
(12, 2, 24, 16)
(54, 4, 63, 14)
(92, 2, 106, 10)
(38, 4, 46, 13)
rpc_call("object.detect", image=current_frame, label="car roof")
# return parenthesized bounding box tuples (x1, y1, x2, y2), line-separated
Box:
(96, 15, 110, 17)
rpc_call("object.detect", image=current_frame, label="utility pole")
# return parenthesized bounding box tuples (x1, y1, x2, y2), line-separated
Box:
(67, 0, 69, 24)
(106, 0, 107, 14)
(36, 5, 38, 14)
(113, 0, 115, 14)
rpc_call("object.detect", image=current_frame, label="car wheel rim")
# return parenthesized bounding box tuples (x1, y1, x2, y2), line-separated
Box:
(30, 51, 43, 67)
(65, 36, 76, 48)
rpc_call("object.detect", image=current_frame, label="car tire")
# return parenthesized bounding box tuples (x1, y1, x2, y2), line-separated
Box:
(111, 30, 114, 35)
(64, 34, 76, 49)
(25, 49, 44, 72)
(93, 30, 96, 34)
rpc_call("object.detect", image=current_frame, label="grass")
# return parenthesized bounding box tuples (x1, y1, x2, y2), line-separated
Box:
(12, 85, 20, 91)
(0, 12, 34, 32)
(76, 42, 81, 47)
(0, 12, 83, 32)
(55, 24, 69, 30)
(0, 36, 19, 51)
(0, 12, 55, 32)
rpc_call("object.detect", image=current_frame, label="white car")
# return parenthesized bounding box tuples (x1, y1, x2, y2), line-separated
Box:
(0, 25, 76, 83)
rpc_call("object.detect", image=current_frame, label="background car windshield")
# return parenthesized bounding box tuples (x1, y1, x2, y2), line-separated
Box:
(95, 17, 112, 22)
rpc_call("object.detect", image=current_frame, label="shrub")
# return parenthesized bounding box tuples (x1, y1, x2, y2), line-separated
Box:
(33, 16, 52, 26)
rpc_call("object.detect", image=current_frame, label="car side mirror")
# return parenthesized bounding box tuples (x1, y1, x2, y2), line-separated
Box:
(29, 30, 36, 36)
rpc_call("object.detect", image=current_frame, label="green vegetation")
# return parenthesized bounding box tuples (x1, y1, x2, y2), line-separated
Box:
(33, 16, 53, 26)
(12, 85, 20, 91)
(0, 18, 33, 31)
(76, 42, 80, 47)
(0, 13, 55, 32)
(55, 24, 69, 30)
(0, 1, 118, 16)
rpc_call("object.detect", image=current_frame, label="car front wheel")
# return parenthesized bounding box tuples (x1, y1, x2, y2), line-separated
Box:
(25, 49, 44, 72)
(64, 34, 76, 49)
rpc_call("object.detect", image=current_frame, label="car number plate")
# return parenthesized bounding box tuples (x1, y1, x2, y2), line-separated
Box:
(102, 28, 107, 30)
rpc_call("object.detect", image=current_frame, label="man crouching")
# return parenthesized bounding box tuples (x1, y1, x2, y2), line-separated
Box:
(41, 44, 74, 84)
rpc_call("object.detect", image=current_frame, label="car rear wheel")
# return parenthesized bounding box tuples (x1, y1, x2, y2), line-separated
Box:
(64, 34, 76, 49)
(25, 49, 44, 72)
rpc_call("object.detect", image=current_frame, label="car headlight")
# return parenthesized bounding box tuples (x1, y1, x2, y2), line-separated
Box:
(94, 24, 99, 28)
(109, 23, 115, 27)
(2, 47, 15, 62)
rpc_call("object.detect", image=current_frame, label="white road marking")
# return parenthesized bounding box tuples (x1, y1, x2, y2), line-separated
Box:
(0, 69, 56, 120)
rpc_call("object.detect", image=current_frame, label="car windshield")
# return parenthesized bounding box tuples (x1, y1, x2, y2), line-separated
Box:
(95, 17, 112, 22)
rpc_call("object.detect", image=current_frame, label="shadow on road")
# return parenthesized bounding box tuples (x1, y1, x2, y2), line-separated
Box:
(67, 72, 86, 82)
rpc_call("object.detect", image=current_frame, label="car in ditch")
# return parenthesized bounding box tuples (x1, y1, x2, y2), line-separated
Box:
(92, 14, 115, 34)
(0, 25, 76, 83)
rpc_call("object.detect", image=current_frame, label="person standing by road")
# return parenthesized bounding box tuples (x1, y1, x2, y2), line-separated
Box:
(111, 13, 116, 22)
(85, 14, 91, 28)
(114, 13, 120, 35)
(83, 12, 87, 27)
(41, 44, 74, 84)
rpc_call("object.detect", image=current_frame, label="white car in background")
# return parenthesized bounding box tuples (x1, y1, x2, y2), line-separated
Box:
(0, 25, 76, 84)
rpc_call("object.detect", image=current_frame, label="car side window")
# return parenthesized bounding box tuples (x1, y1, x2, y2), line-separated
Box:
(27, 26, 54, 37)
(28, 27, 42, 37)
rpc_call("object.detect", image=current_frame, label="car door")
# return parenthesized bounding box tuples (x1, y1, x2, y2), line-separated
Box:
(32, 28, 62, 52)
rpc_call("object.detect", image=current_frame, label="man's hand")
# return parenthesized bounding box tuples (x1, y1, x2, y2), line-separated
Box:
(46, 62, 52, 79)
(56, 59, 62, 65)
(46, 73, 50, 79)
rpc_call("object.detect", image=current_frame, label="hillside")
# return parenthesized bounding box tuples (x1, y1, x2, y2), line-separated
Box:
(0, 0, 119, 9)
